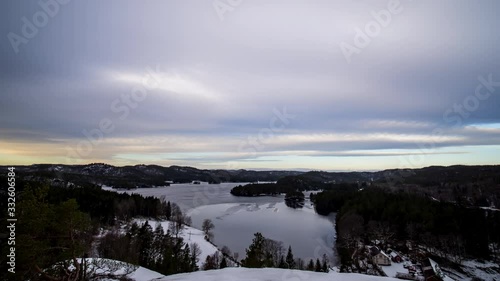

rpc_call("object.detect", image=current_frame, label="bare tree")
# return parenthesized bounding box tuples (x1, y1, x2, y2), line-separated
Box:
(338, 213, 365, 261)
(233, 252, 239, 263)
(86, 259, 138, 280)
(367, 220, 395, 244)
(221, 245, 232, 257)
(202, 219, 215, 241)
(169, 219, 181, 238)
(184, 215, 192, 226)
(263, 238, 284, 266)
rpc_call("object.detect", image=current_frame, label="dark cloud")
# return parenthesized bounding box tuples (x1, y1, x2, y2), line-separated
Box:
(1, 0, 500, 169)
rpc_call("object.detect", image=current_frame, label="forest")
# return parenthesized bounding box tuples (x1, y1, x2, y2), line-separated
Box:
(230, 174, 326, 196)
(0, 180, 198, 280)
(312, 187, 500, 266)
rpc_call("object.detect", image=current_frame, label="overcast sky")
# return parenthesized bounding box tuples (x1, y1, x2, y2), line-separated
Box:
(1, 0, 500, 170)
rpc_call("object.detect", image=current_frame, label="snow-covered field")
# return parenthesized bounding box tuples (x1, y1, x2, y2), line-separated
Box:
(79, 259, 401, 281)
(158, 267, 401, 281)
(135, 219, 220, 267)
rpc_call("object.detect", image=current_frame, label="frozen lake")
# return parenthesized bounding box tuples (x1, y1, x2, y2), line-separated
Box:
(120, 182, 337, 264)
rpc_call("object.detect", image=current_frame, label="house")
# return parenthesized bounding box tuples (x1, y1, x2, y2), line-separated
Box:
(390, 251, 403, 263)
(422, 258, 454, 281)
(373, 251, 391, 266)
(369, 246, 391, 266)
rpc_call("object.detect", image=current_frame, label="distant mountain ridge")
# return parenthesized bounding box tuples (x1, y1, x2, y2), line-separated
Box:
(2, 163, 303, 188)
(2, 163, 499, 190)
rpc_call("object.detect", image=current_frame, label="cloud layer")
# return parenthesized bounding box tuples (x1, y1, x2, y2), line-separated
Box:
(1, 0, 500, 170)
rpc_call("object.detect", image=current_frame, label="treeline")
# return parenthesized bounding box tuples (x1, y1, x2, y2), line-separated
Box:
(4, 164, 305, 187)
(230, 175, 326, 197)
(230, 183, 292, 196)
(312, 187, 500, 264)
(310, 183, 359, 215)
(45, 184, 171, 224)
(240, 232, 329, 273)
(99, 221, 199, 276)
(0, 178, 172, 224)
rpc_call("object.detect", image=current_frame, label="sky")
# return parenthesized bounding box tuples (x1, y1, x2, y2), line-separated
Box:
(1, 0, 500, 171)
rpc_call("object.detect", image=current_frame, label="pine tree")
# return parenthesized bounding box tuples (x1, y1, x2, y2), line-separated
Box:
(321, 254, 329, 272)
(286, 245, 295, 269)
(220, 257, 228, 269)
(127, 221, 140, 238)
(203, 254, 218, 270)
(182, 244, 193, 272)
(315, 258, 322, 272)
(160, 238, 175, 275)
(166, 201, 172, 219)
(278, 255, 287, 268)
(307, 259, 315, 271)
(138, 221, 154, 267)
(152, 222, 165, 261)
(241, 232, 266, 268)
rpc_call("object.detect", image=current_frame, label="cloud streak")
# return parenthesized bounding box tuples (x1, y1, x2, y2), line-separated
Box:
(1, 0, 500, 170)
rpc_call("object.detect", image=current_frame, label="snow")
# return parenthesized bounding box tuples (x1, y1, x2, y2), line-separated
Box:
(380, 250, 390, 259)
(60, 258, 164, 281)
(480, 206, 500, 212)
(458, 259, 500, 281)
(135, 219, 220, 267)
(127, 266, 165, 281)
(429, 258, 454, 281)
(157, 267, 401, 281)
(381, 260, 407, 278)
(101, 185, 115, 191)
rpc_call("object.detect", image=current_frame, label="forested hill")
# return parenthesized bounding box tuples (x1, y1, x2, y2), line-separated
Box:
(0, 164, 303, 188)
(231, 165, 500, 208)
(2, 164, 499, 194)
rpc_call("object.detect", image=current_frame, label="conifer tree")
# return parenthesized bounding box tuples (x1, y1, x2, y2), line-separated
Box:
(278, 255, 287, 268)
(307, 259, 315, 271)
(315, 258, 322, 272)
(321, 254, 329, 272)
(220, 257, 228, 269)
(241, 232, 266, 268)
(285, 246, 295, 269)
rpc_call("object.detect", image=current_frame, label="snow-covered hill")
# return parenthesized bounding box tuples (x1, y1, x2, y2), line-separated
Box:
(157, 267, 401, 281)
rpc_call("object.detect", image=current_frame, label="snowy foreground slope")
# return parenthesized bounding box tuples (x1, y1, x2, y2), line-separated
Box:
(157, 268, 400, 281)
